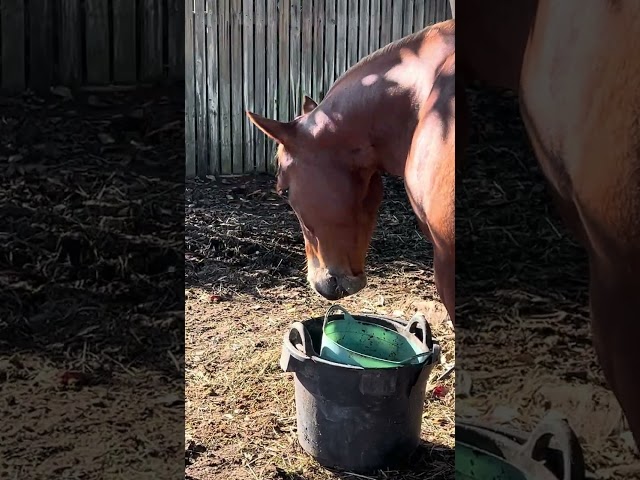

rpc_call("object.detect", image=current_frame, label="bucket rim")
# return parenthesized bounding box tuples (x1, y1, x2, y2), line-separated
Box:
(319, 306, 438, 367)
(322, 318, 432, 366)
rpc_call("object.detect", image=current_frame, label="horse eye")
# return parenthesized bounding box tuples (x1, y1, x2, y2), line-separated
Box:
(279, 188, 289, 199)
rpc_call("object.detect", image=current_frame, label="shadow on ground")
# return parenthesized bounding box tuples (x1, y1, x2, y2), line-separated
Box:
(0, 86, 185, 376)
(0, 86, 185, 478)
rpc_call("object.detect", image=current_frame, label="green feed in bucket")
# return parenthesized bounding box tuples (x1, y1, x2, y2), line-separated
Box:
(319, 305, 431, 369)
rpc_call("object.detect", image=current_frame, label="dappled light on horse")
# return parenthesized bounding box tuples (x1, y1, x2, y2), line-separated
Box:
(247, 20, 456, 323)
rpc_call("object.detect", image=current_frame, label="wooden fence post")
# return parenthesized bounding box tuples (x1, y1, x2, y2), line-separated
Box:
(29, 0, 54, 92)
(187, 0, 451, 177)
(86, 0, 110, 84)
(1, 0, 26, 92)
(186, 0, 197, 178)
(113, 0, 137, 83)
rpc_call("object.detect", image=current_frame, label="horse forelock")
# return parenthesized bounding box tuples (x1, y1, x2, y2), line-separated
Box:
(274, 143, 285, 168)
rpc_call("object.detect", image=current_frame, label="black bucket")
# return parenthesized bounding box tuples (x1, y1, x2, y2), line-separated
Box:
(279, 312, 441, 472)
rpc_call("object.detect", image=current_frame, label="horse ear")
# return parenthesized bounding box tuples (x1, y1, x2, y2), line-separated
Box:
(302, 95, 318, 114)
(246, 111, 294, 145)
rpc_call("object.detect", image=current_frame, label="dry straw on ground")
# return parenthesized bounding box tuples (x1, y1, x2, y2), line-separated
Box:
(1, 87, 184, 479)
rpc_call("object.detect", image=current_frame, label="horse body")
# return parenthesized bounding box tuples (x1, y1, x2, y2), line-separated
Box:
(522, 1, 640, 448)
(460, 0, 640, 447)
(248, 20, 455, 322)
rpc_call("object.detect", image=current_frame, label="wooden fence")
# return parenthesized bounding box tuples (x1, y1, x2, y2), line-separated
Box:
(186, 0, 452, 178)
(0, 0, 184, 93)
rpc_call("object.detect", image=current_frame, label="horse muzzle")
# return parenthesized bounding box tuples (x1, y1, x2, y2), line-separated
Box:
(308, 269, 367, 300)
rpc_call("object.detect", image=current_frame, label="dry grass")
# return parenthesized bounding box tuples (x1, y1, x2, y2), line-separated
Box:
(457, 84, 640, 479)
(0, 86, 184, 479)
(185, 175, 455, 479)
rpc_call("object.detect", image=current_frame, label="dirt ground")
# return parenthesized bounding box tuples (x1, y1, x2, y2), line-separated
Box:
(185, 173, 455, 479)
(457, 85, 640, 479)
(0, 86, 184, 479)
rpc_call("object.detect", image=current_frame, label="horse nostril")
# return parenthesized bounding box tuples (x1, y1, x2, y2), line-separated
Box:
(327, 276, 338, 290)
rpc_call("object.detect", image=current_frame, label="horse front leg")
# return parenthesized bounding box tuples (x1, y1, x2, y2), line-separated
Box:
(412, 217, 455, 326)
(434, 237, 456, 326)
(405, 133, 455, 324)
(589, 256, 640, 449)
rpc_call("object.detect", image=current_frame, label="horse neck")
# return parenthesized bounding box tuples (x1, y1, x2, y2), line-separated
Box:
(318, 25, 453, 178)
(370, 97, 420, 178)
(319, 68, 423, 179)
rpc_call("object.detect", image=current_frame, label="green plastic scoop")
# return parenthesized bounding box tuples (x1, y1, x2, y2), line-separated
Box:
(319, 305, 436, 368)
(456, 443, 527, 480)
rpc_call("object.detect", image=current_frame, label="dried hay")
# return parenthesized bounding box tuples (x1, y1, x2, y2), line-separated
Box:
(0, 87, 184, 478)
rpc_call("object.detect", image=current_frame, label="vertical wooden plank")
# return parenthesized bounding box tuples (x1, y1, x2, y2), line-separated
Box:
(358, 0, 369, 59)
(168, 0, 185, 80)
(380, 0, 392, 47)
(85, 0, 110, 84)
(278, 0, 290, 122)
(312, 0, 324, 100)
(194, 0, 207, 177)
(335, 0, 347, 77)
(368, 0, 380, 53)
(347, 0, 359, 68)
(1, 0, 26, 92)
(185, 0, 196, 178)
(254, 0, 267, 173)
(289, 0, 301, 118)
(444, 0, 452, 20)
(426, 0, 435, 25)
(391, 0, 403, 40)
(113, 0, 137, 83)
(413, 0, 425, 33)
(230, 0, 243, 173)
(301, 0, 313, 105)
(29, 0, 53, 91)
(219, 0, 232, 174)
(403, 0, 414, 36)
(58, 0, 81, 86)
(448, 0, 455, 19)
(141, 0, 163, 81)
(242, 0, 255, 172)
(266, 0, 278, 172)
(207, 0, 220, 174)
(323, 0, 336, 94)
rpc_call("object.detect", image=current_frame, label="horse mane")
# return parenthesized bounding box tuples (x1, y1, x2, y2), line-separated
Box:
(325, 22, 447, 97)
(359, 27, 429, 66)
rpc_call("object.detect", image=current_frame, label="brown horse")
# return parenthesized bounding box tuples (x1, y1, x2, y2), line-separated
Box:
(459, 0, 640, 447)
(247, 20, 456, 323)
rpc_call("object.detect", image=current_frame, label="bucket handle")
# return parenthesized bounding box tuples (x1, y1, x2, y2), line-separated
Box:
(401, 312, 440, 365)
(322, 304, 355, 331)
(520, 412, 585, 480)
(289, 321, 316, 358)
(403, 312, 434, 351)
